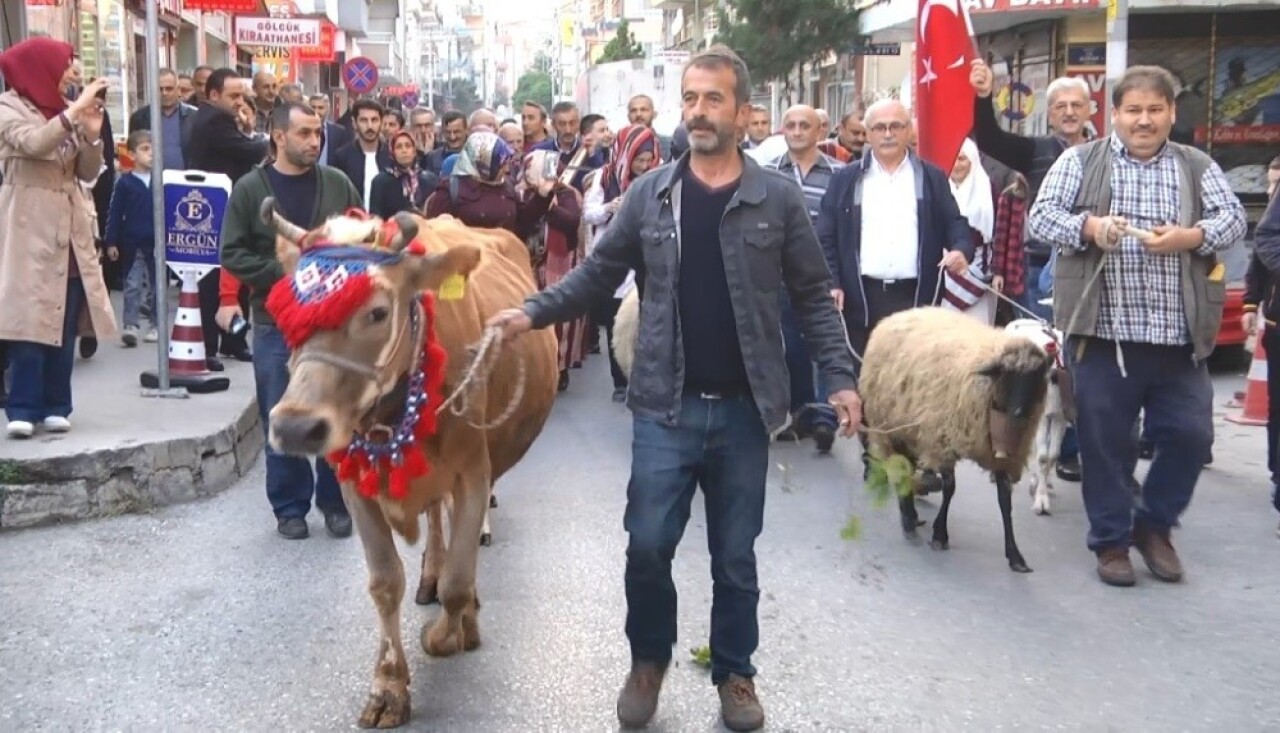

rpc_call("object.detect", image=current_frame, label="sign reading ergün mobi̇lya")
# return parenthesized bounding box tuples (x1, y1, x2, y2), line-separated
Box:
(163, 171, 232, 276)
(234, 17, 321, 47)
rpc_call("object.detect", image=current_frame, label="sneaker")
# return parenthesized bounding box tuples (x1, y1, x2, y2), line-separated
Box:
(616, 659, 668, 729)
(42, 416, 71, 433)
(718, 674, 766, 732)
(121, 327, 139, 347)
(1133, 523, 1184, 582)
(6, 420, 34, 439)
(324, 511, 353, 538)
(277, 516, 309, 540)
(1095, 547, 1137, 587)
(144, 328, 159, 343)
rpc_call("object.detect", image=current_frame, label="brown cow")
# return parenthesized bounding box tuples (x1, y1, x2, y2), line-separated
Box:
(260, 201, 558, 728)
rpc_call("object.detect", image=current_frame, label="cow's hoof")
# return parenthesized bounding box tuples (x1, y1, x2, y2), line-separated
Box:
(1008, 559, 1033, 574)
(414, 576, 439, 606)
(357, 686, 410, 729)
(423, 617, 465, 657)
(479, 532, 492, 547)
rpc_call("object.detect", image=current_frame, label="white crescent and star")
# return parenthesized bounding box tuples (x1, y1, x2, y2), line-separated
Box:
(918, 0, 969, 87)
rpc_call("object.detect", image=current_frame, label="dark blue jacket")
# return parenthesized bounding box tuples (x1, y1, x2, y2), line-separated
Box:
(1248, 190, 1280, 324)
(104, 172, 155, 251)
(815, 151, 974, 329)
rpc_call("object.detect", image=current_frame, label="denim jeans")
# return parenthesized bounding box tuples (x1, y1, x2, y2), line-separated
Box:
(779, 298, 836, 433)
(6, 278, 86, 423)
(252, 322, 346, 519)
(1069, 338, 1213, 550)
(624, 392, 768, 684)
(122, 246, 158, 330)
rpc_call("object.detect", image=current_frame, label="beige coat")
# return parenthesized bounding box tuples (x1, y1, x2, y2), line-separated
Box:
(0, 91, 117, 347)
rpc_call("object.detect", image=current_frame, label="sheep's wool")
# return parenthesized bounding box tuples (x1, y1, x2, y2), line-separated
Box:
(860, 306, 1048, 481)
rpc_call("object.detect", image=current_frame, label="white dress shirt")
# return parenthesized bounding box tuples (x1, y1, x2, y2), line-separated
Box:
(859, 155, 919, 280)
(363, 150, 378, 205)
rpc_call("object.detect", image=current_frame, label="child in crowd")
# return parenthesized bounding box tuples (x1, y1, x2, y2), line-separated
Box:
(104, 131, 160, 346)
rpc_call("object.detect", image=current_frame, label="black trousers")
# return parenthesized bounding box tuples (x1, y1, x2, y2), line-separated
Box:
(198, 270, 249, 358)
(846, 276, 919, 381)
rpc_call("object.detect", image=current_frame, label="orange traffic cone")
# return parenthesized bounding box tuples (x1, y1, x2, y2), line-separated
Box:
(140, 271, 231, 394)
(1226, 331, 1268, 426)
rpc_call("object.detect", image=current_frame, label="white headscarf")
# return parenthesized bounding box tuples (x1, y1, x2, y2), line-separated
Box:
(949, 138, 994, 243)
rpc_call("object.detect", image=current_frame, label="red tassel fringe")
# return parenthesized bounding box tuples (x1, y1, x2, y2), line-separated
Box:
(326, 293, 448, 502)
(267, 273, 376, 351)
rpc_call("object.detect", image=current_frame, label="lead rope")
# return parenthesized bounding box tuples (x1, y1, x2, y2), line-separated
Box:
(436, 325, 527, 431)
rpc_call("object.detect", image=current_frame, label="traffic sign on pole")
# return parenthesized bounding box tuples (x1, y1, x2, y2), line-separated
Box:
(342, 56, 379, 94)
(402, 91, 419, 108)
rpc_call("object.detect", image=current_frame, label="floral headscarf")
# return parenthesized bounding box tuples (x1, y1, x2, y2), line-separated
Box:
(0, 37, 76, 119)
(386, 131, 423, 205)
(451, 131, 514, 186)
(603, 124, 659, 203)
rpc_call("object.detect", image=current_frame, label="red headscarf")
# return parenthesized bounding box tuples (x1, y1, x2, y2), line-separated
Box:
(0, 37, 75, 119)
(603, 124, 659, 203)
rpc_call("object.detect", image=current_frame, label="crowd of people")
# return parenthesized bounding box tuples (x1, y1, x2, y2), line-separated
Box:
(1, 33, 1278, 733)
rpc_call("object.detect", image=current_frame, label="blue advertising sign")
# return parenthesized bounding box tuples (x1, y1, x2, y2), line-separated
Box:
(163, 170, 232, 278)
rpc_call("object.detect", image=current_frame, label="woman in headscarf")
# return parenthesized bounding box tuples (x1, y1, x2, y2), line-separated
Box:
(523, 147, 587, 391)
(940, 138, 998, 325)
(369, 130, 438, 218)
(424, 130, 553, 238)
(582, 124, 659, 402)
(0, 38, 118, 439)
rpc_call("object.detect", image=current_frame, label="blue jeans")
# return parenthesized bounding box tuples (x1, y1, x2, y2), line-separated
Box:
(6, 278, 85, 423)
(625, 392, 768, 684)
(1069, 338, 1213, 550)
(122, 245, 158, 330)
(252, 322, 345, 519)
(779, 299, 837, 433)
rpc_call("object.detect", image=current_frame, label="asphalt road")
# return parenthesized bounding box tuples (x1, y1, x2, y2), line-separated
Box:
(2, 358, 1278, 732)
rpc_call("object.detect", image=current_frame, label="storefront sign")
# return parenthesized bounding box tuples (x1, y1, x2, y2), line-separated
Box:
(234, 17, 321, 47)
(1066, 69, 1107, 139)
(965, 0, 1100, 11)
(1067, 43, 1106, 67)
(181, 0, 258, 11)
(296, 21, 336, 63)
(1194, 125, 1280, 146)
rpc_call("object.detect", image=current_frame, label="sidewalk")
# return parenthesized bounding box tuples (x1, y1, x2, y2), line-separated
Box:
(0, 312, 262, 530)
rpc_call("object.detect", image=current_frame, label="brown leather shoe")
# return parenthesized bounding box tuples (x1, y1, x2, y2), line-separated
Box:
(616, 659, 668, 729)
(1096, 547, 1137, 587)
(718, 674, 766, 732)
(1133, 524, 1184, 582)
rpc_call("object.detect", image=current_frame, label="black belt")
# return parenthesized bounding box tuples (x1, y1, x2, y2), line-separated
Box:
(861, 276, 918, 291)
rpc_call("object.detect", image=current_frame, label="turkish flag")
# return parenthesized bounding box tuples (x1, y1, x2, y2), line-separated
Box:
(915, 0, 977, 174)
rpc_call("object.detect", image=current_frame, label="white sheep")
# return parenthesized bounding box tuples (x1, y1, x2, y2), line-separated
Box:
(613, 288, 640, 379)
(1004, 318, 1070, 516)
(859, 307, 1053, 573)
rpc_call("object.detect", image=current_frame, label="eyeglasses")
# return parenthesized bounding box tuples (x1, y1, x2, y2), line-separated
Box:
(869, 121, 908, 134)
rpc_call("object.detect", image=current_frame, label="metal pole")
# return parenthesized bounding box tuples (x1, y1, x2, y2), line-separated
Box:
(1103, 0, 1128, 138)
(146, 0, 172, 392)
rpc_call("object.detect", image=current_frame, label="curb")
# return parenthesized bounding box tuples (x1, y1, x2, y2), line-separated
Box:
(0, 400, 264, 531)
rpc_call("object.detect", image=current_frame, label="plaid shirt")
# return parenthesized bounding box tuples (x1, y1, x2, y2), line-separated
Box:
(765, 151, 844, 220)
(991, 178, 1029, 297)
(1028, 135, 1246, 345)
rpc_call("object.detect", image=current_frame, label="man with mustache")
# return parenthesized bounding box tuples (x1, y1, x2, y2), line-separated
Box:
(1028, 66, 1245, 587)
(487, 45, 860, 732)
(971, 59, 1092, 484)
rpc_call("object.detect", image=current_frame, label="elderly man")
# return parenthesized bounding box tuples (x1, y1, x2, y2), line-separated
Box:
(532, 100, 605, 191)
(425, 110, 467, 173)
(188, 65, 213, 105)
(128, 68, 196, 170)
(628, 94, 656, 127)
(836, 111, 866, 158)
(765, 105, 844, 451)
(251, 71, 282, 132)
(743, 104, 770, 149)
(468, 107, 498, 131)
(814, 108, 853, 163)
(1028, 65, 1246, 588)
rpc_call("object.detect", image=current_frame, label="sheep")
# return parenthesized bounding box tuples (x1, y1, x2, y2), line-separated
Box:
(859, 306, 1053, 573)
(613, 287, 640, 379)
(1004, 318, 1071, 516)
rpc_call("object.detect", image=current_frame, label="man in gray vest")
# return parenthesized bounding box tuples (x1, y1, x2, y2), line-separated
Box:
(1028, 65, 1245, 588)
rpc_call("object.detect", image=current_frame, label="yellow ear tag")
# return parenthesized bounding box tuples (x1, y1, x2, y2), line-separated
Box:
(439, 273, 466, 301)
(1208, 263, 1225, 282)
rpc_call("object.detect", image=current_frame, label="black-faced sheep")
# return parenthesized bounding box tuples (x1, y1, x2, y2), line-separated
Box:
(859, 307, 1053, 573)
(1004, 318, 1072, 516)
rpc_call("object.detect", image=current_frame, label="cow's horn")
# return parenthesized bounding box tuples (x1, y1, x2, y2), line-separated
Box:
(388, 212, 420, 252)
(259, 197, 307, 243)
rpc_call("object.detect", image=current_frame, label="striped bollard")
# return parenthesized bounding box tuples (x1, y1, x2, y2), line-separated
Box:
(169, 271, 210, 375)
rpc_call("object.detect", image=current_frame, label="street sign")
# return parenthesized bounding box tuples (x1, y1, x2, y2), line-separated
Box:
(343, 56, 379, 94)
(847, 41, 901, 56)
(402, 91, 419, 108)
(163, 171, 232, 279)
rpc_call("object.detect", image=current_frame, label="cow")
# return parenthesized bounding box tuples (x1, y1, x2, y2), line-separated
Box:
(259, 200, 558, 728)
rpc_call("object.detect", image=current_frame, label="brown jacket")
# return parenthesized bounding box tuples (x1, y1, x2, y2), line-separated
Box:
(0, 91, 117, 347)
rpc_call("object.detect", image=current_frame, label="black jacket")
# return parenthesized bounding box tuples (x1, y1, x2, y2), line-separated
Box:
(1247, 191, 1280, 325)
(368, 170, 439, 219)
(128, 102, 197, 137)
(185, 102, 269, 183)
(318, 121, 353, 168)
(331, 141, 393, 204)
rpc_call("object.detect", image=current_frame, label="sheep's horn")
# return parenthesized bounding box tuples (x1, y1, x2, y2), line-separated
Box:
(388, 212, 420, 252)
(259, 197, 307, 243)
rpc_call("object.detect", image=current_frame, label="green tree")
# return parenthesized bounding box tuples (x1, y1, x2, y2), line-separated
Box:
(447, 77, 481, 114)
(513, 70, 554, 113)
(714, 0, 862, 84)
(532, 50, 554, 76)
(596, 19, 645, 64)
